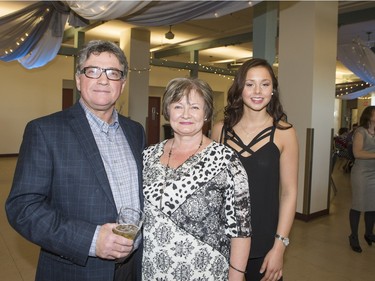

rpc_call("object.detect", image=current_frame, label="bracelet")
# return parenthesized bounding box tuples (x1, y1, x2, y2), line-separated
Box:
(229, 263, 247, 274)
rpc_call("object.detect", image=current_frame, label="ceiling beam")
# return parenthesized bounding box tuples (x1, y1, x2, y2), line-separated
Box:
(338, 7, 375, 26)
(153, 32, 252, 59)
(62, 21, 106, 42)
(150, 58, 236, 76)
(58, 45, 77, 56)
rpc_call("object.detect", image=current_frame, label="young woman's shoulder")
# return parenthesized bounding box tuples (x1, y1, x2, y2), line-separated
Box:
(275, 120, 298, 148)
(276, 119, 292, 128)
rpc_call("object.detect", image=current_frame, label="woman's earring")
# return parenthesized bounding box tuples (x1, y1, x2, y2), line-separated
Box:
(271, 92, 274, 96)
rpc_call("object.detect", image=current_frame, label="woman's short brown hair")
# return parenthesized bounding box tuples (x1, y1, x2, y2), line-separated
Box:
(162, 77, 213, 122)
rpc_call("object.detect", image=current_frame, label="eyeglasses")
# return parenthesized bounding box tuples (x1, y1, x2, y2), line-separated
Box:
(79, 67, 124, 81)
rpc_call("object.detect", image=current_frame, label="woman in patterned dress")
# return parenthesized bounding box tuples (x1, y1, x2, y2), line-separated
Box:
(212, 58, 298, 281)
(142, 77, 252, 281)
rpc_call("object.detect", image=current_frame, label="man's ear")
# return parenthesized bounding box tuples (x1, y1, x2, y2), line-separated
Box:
(121, 80, 127, 92)
(75, 74, 81, 91)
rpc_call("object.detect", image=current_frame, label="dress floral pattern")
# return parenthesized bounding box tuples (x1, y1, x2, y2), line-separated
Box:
(142, 140, 251, 280)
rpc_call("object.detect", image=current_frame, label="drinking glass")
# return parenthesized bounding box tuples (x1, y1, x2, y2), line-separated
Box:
(112, 207, 144, 240)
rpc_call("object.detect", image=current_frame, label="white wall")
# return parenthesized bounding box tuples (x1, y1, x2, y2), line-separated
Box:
(0, 56, 74, 154)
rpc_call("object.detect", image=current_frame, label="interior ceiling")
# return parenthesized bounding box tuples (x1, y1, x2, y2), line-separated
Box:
(1, 1, 375, 84)
(70, 5, 255, 69)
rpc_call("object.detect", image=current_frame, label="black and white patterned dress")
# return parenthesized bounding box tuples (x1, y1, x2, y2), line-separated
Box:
(142, 140, 251, 281)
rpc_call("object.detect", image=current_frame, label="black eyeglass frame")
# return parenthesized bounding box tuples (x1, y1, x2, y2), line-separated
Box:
(79, 67, 125, 81)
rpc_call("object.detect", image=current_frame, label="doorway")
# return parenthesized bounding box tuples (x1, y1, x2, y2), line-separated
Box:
(62, 88, 74, 110)
(147, 96, 161, 145)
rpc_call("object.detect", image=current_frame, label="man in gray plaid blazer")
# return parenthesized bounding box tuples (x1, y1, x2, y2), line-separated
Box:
(6, 40, 145, 281)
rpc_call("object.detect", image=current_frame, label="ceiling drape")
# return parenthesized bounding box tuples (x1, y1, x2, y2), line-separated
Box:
(0, 2, 59, 62)
(0, 0, 256, 69)
(337, 22, 375, 100)
(65, 0, 152, 20)
(120, 1, 256, 26)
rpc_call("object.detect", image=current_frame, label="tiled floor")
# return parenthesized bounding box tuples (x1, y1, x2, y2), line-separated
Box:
(0, 157, 374, 281)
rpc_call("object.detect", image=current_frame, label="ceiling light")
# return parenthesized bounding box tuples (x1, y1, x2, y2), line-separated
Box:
(165, 25, 174, 40)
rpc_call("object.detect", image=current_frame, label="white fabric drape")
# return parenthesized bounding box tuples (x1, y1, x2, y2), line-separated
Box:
(337, 23, 375, 100)
(65, 0, 152, 20)
(0, 0, 256, 69)
(65, 1, 255, 25)
(120, 1, 255, 26)
(338, 40, 375, 83)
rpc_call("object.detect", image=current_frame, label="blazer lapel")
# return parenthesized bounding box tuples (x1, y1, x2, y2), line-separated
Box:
(67, 103, 116, 207)
(119, 119, 142, 170)
(118, 117, 145, 207)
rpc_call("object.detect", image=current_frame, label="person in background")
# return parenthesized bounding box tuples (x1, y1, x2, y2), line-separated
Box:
(212, 58, 298, 281)
(333, 127, 352, 172)
(347, 123, 358, 144)
(348, 106, 375, 253)
(6, 40, 145, 281)
(334, 127, 349, 149)
(142, 77, 251, 281)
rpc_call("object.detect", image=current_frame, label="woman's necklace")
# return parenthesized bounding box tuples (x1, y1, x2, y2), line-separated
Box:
(240, 116, 270, 138)
(159, 136, 204, 209)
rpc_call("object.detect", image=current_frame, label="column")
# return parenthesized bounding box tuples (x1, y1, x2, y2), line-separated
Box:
(252, 1, 278, 64)
(119, 28, 150, 129)
(190, 50, 199, 78)
(278, 1, 338, 219)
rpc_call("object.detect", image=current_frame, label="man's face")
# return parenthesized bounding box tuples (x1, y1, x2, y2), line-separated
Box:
(76, 51, 125, 118)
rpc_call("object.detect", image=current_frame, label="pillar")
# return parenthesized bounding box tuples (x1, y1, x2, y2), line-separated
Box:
(278, 1, 338, 218)
(190, 50, 199, 78)
(73, 30, 84, 102)
(253, 1, 278, 64)
(119, 28, 150, 129)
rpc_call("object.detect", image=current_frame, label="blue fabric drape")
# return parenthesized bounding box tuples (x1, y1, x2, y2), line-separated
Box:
(0, 2, 53, 61)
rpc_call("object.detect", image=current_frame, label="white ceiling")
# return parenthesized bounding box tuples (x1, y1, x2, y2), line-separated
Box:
(1, 1, 375, 83)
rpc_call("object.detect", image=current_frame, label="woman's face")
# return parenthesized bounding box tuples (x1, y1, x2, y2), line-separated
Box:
(241, 65, 273, 111)
(168, 90, 206, 137)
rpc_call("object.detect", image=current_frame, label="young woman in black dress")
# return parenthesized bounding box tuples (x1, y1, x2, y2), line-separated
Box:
(212, 58, 298, 281)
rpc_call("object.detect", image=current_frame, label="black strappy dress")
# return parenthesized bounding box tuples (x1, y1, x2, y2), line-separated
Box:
(223, 126, 280, 258)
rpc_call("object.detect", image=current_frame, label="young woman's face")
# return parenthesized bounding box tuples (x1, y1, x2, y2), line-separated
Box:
(168, 90, 206, 137)
(242, 66, 273, 111)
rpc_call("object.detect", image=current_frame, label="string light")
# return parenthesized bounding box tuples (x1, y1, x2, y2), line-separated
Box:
(358, 96, 372, 100)
(335, 81, 372, 98)
(1, 8, 49, 57)
(129, 67, 151, 73)
(127, 64, 235, 81)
